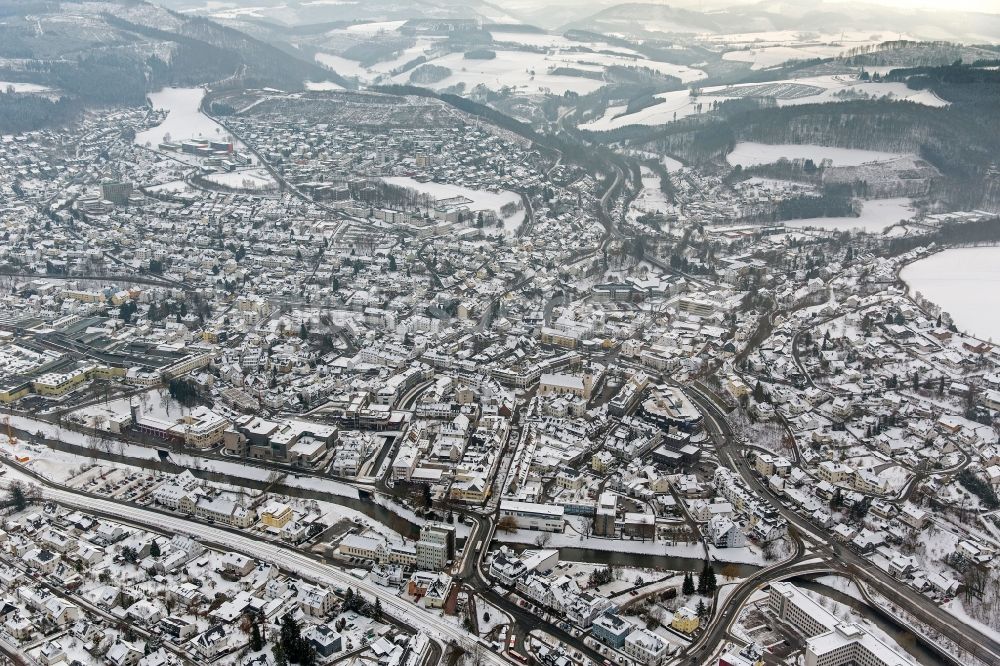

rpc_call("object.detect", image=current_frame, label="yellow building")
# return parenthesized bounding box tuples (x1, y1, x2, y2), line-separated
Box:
(591, 452, 610, 473)
(449, 474, 489, 504)
(671, 606, 700, 634)
(31, 367, 91, 396)
(259, 502, 293, 529)
(0, 382, 31, 404)
(540, 327, 579, 349)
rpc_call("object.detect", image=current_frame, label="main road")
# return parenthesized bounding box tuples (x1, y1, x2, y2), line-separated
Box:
(685, 382, 1000, 665)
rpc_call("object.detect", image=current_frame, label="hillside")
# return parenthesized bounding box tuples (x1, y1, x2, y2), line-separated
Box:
(0, 0, 348, 132)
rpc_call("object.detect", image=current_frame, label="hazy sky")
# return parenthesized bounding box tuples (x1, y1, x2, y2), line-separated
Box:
(837, 0, 1000, 12)
(576, 0, 1000, 14)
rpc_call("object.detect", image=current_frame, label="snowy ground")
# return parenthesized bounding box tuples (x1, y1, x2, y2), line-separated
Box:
(783, 198, 915, 233)
(313, 26, 704, 92)
(721, 44, 855, 69)
(145, 179, 197, 195)
(813, 575, 866, 603)
(379, 176, 524, 233)
(135, 87, 236, 151)
(727, 142, 909, 168)
(314, 53, 369, 79)
(477, 596, 509, 636)
(203, 168, 278, 191)
(944, 598, 1000, 644)
(628, 167, 673, 220)
(0, 81, 51, 93)
(900, 246, 1000, 342)
(68, 388, 193, 425)
(304, 80, 345, 91)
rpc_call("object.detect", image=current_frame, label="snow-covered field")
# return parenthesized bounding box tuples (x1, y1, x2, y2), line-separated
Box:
(304, 79, 344, 91)
(783, 198, 915, 233)
(344, 20, 407, 36)
(313, 25, 704, 93)
(145, 179, 196, 195)
(722, 44, 855, 70)
(391, 49, 609, 96)
(901, 247, 1000, 342)
(204, 168, 278, 190)
(135, 87, 233, 148)
(727, 142, 908, 168)
(709, 30, 917, 70)
(628, 167, 672, 220)
(68, 388, 193, 425)
(580, 74, 947, 132)
(0, 81, 51, 93)
(314, 52, 369, 79)
(488, 31, 640, 56)
(380, 176, 524, 232)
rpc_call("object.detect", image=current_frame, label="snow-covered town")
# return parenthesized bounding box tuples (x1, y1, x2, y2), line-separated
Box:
(1, 2, 1000, 666)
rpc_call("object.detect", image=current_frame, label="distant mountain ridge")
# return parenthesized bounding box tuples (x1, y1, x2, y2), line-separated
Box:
(561, 1, 1000, 43)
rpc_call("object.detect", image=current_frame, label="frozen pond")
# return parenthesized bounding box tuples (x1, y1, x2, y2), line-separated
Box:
(901, 247, 1000, 341)
(783, 198, 914, 232)
(727, 142, 907, 167)
(135, 87, 233, 149)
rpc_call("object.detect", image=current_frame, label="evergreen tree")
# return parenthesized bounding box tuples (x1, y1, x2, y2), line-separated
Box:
(705, 564, 717, 593)
(149, 540, 160, 557)
(10, 483, 27, 512)
(696, 598, 708, 617)
(696, 565, 707, 595)
(374, 598, 383, 621)
(682, 572, 695, 595)
(273, 643, 287, 666)
(250, 618, 264, 651)
(279, 613, 301, 662)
